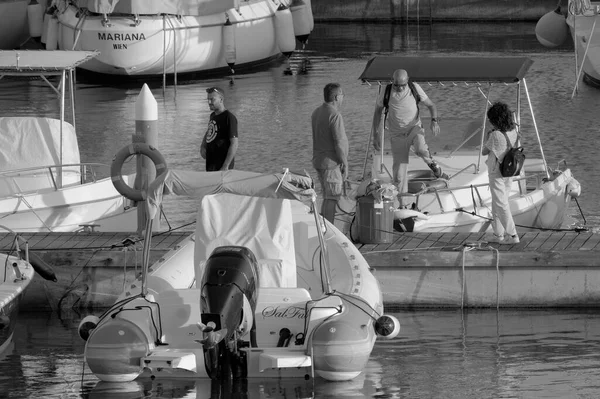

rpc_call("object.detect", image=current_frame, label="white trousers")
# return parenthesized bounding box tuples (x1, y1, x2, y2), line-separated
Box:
(488, 171, 517, 237)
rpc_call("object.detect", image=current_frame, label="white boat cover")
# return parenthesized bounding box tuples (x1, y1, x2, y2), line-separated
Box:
(75, 0, 239, 16)
(0, 117, 80, 170)
(0, 117, 81, 195)
(146, 169, 315, 219)
(147, 169, 314, 288)
(194, 193, 297, 288)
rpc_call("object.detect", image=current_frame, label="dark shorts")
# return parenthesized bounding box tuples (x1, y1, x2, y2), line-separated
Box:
(316, 168, 343, 200)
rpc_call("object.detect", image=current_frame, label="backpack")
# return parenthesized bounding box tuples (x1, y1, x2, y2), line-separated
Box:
(383, 81, 421, 119)
(499, 131, 525, 177)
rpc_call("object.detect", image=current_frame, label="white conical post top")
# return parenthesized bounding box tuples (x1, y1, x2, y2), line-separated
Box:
(135, 83, 158, 121)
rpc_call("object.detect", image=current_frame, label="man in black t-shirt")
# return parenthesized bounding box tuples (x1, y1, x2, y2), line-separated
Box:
(200, 87, 238, 171)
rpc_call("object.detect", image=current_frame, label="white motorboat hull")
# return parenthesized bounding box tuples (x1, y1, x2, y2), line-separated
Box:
(81, 187, 389, 383)
(347, 152, 578, 234)
(0, 175, 137, 232)
(0, 254, 35, 356)
(55, 0, 304, 77)
(567, 1, 600, 86)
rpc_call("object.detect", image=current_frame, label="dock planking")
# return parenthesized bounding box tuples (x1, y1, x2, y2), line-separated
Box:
(1, 230, 598, 310)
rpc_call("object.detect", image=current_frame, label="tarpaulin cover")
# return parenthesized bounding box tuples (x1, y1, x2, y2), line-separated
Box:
(146, 169, 316, 220)
(0, 117, 81, 196)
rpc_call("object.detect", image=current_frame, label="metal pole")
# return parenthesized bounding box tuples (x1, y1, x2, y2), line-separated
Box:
(477, 84, 492, 174)
(523, 78, 549, 179)
(311, 196, 332, 294)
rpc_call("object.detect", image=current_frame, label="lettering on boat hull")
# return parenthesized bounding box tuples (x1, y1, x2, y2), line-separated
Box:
(98, 33, 146, 50)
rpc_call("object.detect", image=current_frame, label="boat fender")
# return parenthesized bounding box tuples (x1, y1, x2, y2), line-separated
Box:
(111, 143, 168, 202)
(274, 4, 296, 58)
(45, 16, 59, 50)
(78, 315, 100, 341)
(27, 0, 44, 39)
(394, 208, 429, 221)
(535, 6, 568, 48)
(0, 315, 9, 330)
(567, 178, 582, 198)
(223, 16, 236, 72)
(375, 315, 400, 340)
(290, 0, 311, 46)
(29, 252, 57, 282)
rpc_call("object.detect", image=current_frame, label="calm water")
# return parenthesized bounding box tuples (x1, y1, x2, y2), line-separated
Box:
(2, 21, 600, 398)
(4, 309, 600, 398)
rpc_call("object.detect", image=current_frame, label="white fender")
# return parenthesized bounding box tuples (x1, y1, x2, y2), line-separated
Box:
(223, 18, 236, 70)
(27, 0, 44, 38)
(274, 5, 296, 57)
(394, 208, 429, 221)
(45, 16, 59, 50)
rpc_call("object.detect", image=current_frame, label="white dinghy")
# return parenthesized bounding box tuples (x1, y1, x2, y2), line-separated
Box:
(78, 154, 399, 384)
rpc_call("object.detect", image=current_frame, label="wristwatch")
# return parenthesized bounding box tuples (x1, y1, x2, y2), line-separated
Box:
(431, 118, 439, 123)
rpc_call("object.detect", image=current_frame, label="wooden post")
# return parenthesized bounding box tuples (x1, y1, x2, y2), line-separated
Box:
(133, 83, 159, 235)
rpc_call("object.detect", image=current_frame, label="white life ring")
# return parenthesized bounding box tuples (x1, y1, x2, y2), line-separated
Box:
(111, 143, 167, 202)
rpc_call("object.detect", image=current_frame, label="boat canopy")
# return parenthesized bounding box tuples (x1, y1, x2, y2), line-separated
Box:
(75, 0, 240, 16)
(0, 50, 98, 76)
(358, 56, 534, 84)
(146, 169, 316, 219)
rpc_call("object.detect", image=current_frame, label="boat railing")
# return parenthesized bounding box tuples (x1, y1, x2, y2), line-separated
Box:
(448, 163, 477, 180)
(0, 224, 30, 273)
(402, 172, 539, 214)
(0, 163, 113, 195)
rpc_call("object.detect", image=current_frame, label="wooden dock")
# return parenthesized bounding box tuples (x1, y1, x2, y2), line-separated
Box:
(2, 230, 598, 310)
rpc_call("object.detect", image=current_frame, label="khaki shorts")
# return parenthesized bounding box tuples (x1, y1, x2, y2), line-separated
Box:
(316, 168, 343, 200)
(390, 124, 430, 163)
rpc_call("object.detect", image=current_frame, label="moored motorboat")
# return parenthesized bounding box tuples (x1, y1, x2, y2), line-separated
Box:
(49, 0, 314, 79)
(0, 50, 138, 232)
(78, 161, 399, 383)
(340, 56, 582, 240)
(0, 226, 57, 355)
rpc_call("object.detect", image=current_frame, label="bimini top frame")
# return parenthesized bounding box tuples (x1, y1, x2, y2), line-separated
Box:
(358, 56, 548, 177)
(0, 50, 99, 186)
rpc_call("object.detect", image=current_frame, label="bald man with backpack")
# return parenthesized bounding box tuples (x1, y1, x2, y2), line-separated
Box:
(371, 69, 445, 207)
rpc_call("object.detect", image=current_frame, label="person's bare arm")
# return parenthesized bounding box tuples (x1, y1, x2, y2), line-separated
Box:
(421, 97, 440, 136)
(220, 137, 238, 170)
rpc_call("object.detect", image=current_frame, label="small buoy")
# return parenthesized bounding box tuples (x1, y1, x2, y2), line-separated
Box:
(45, 16, 59, 50)
(567, 178, 582, 198)
(223, 16, 236, 74)
(27, 0, 44, 39)
(290, 0, 311, 46)
(535, 6, 569, 48)
(78, 315, 100, 341)
(274, 4, 296, 58)
(375, 314, 400, 340)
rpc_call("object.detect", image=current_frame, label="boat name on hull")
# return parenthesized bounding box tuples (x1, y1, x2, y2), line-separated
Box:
(97, 33, 146, 49)
(262, 305, 306, 319)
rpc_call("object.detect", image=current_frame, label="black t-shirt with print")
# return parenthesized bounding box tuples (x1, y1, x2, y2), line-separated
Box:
(205, 110, 238, 171)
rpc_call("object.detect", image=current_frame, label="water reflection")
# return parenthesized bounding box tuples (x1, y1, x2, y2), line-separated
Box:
(85, 378, 314, 399)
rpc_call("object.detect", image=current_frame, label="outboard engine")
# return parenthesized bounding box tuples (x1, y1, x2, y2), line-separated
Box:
(200, 246, 260, 379)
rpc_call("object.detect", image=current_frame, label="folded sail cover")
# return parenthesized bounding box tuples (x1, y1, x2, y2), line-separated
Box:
(77, 0, 240, 15)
